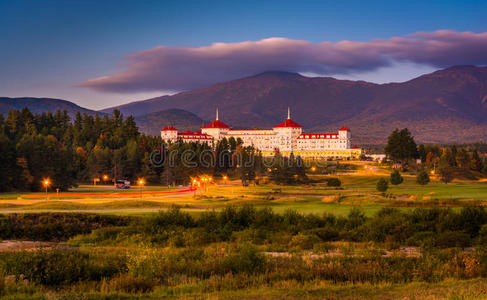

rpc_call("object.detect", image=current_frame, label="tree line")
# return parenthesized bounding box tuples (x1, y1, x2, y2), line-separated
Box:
(0, 108, 308, 192)
(384, 128, 487, 184)
(0, 108, 158, 191)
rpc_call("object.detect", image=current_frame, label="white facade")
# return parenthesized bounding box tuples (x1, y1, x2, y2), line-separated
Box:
(161, 108, 361, 158)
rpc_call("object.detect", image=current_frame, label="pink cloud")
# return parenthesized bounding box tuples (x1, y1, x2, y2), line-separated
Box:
(80, 30, 487, 92)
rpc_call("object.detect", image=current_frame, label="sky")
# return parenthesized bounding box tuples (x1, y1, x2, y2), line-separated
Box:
(1, 0, 486, 110)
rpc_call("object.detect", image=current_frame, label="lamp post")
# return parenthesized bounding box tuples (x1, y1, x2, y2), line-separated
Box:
(103, 175, 109, 184)
(42, 179, 50, 201)
(192, 179, 197, 197)
(223, 175, 228, 185)
(138, 178, 145, 199)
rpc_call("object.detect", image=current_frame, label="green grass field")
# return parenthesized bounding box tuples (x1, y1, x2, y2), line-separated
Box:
(0, 162, 486, 216)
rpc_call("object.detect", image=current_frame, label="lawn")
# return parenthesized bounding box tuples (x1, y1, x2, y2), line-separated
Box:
(1, 162, 486, 216)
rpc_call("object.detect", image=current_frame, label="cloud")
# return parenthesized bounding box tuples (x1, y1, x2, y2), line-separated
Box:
(80, 30, 487, 93)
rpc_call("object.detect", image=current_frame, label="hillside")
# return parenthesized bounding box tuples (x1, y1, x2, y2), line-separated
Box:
(134, 109, 204, 136)
(4, 66, 487, 144)
(102, 66, 487, 143)
(0, 97, 100, 118)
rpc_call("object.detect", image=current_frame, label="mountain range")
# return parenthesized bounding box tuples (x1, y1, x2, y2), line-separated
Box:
(3, 66, 487, 144)
(0, 97, 100, 118)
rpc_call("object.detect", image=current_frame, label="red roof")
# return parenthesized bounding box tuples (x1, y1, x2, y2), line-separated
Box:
(339, 126, 350, 131)
(202, 120, 231, 129)
(298, 133, 338, 139)
(273, 119, 303, 128)
(178, 130, 212, 140)
(161, 126, 177, 131)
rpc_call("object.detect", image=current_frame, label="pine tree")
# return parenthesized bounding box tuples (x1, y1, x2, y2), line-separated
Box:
(438, 149, 454, 184)
(384, 128, 418, 168)
(416, 169, 430, 185)
(376, 178, 389, 192)
(390, 170, 404, 185)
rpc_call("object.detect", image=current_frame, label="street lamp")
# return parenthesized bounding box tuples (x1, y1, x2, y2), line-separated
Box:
(42, 178, 50, 201)
(201, 177, 209, 192)
(103, 174, 109, 183)
(311, 166, 316, 172)
(138, 178, 145, 199)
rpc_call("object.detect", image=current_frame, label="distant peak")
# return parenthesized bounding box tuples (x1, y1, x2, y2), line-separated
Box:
(252, 71, 303, 77)
(419, 65, 486, 79)
(444, 65, 477, 70)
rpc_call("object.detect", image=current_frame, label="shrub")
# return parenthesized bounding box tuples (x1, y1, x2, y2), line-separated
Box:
(146, 207, 195, 232)
(0, 249, 90, 286)
(327, 178, 341, 187)
(376, 178, 389, 192)
(460, 206, 487, 237)
(436, 231, 471, 248)
(289, 233, 320, 250)
(312, 226, 340, 242)
(0, 249, 126, 286)
(0, 213, 134, 241)
(224, 244, 266, 274)
(390, 170, 404, 185)
(406, 231, 437, 248)
(359, 212, 409, 243)
(345, 207, 366, 230)
(479, 224, 487, 245)
(69, 226, 124, 245)
(416, 169, 430, 185)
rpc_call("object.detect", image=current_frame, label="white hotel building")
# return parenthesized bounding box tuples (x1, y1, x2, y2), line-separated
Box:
(161, 109, 361, 158)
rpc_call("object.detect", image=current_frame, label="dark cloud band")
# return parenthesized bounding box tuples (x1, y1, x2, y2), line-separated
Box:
(80, 30, 487, 93)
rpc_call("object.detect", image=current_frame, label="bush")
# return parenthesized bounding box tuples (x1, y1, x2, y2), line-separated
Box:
(289, 233, 320, 250)
(312, 226, 340, 242)
(0, 213, 134, 241)
(359, 211, 409, 243)
(69, 226, 124, 245)
(0, 249, 126, 286)
(327, 178, 341, 187)
(146, 207, 195, 232)
(390, 170, 404, 185)
(376, 178, 389, 192)
(479, 224, 487, 245)
(406, 231, 437, 248)
(436, 231, 471, 248)
(345, 207, 366, 230)
(460, 206, 487, 237)
(224, 244, 266, 274)
(416, 169, 430, 185)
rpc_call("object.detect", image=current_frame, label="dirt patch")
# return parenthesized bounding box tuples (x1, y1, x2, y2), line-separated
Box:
(264, 247, 422, 259)
(0, 240, 60, 252)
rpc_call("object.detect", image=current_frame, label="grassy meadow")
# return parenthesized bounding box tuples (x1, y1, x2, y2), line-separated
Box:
(0, 162, 486, 216)
(1, 161, 487, 299)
